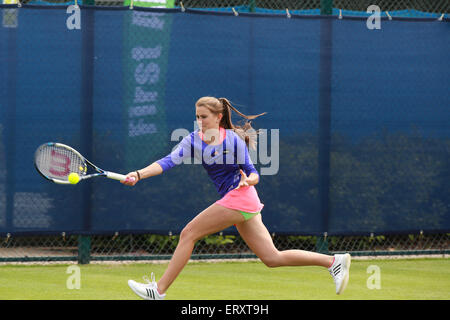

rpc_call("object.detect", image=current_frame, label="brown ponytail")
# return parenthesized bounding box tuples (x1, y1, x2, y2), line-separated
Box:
(218, 97, 266, 150)
(195, 96, 266, 150)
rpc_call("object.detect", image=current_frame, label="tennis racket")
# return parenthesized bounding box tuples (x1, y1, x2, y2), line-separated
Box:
(34, 142, 133, 185)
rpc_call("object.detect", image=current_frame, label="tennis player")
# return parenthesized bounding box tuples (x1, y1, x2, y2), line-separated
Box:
(122, 96, 351, 299)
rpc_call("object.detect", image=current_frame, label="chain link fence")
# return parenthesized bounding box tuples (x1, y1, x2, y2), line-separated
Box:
(1, 232, 449, 263)
(14, 0, 450, 17)
(171, 0, 450, 15)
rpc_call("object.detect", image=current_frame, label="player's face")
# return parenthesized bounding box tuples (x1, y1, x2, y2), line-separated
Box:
(196, 106, 222, 133)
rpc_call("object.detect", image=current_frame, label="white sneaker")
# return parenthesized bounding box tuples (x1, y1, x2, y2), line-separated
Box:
(128, 273, 166, 300)
(328, 253, 351, 295)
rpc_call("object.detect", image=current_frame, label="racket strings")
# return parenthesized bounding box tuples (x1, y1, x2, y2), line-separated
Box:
(35, 145, 86, 181)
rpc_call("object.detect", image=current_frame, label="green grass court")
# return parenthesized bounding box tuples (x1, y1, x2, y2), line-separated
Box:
(0, 258, 448, 300)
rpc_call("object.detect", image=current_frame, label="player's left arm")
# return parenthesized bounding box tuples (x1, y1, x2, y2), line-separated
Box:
(237, 137, 260, 187)
(239, 169, 259, 187)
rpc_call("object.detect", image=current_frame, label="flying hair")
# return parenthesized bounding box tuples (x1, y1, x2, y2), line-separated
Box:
(195, 96, 266, 150)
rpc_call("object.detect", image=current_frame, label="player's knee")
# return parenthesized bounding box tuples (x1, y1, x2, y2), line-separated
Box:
(179, 226, 194, 242)
(261, 252, 282, 268)
(180, 224, 201, 243)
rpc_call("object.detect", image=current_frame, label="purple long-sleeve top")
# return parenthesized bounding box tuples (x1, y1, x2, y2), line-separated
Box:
(156, 129, 259, 198)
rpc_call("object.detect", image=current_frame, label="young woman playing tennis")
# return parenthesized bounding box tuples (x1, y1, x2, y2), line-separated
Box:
(122, 96, 351, 299)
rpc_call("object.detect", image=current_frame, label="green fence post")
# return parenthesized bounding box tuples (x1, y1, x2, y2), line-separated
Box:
(78, 236, 91, 264)
(316, 233, 329, 254)
(5, 23, 17, 238)
(249, 0, 255, 13)
(78, 0, 95, 266)
(318, 0, 333, 255)
(320, 0, 333, 15)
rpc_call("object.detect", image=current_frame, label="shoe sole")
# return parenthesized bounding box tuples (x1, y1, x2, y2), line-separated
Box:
(128, 280, 152, 300)
(337, 253, 351, 295)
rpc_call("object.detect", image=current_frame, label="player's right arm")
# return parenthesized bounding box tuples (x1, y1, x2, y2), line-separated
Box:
(121, 162, 163, 186)
(121, 133, 193, 186)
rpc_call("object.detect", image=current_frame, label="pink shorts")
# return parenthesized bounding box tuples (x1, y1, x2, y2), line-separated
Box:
(215, 186, 264, 213)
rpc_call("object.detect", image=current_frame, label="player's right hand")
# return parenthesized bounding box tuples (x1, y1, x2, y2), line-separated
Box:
(121, 172, 139, 186)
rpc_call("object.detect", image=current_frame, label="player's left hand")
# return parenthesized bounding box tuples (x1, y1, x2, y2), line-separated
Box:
(236, 169, 250, 190)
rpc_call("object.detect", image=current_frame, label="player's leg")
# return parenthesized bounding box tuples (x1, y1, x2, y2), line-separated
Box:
(235, 214, 333, 268)
(156, 203, 245, 293)
(235, 214, 351, 294)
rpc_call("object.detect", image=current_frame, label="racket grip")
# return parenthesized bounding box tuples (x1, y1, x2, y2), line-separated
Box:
(105, 172, 132, 181)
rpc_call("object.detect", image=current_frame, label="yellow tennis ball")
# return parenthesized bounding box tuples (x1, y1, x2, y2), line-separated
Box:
(68, 172, 80, 184)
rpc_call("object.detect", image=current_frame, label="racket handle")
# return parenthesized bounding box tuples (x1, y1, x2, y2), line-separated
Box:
(105, 172, 135, 182)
